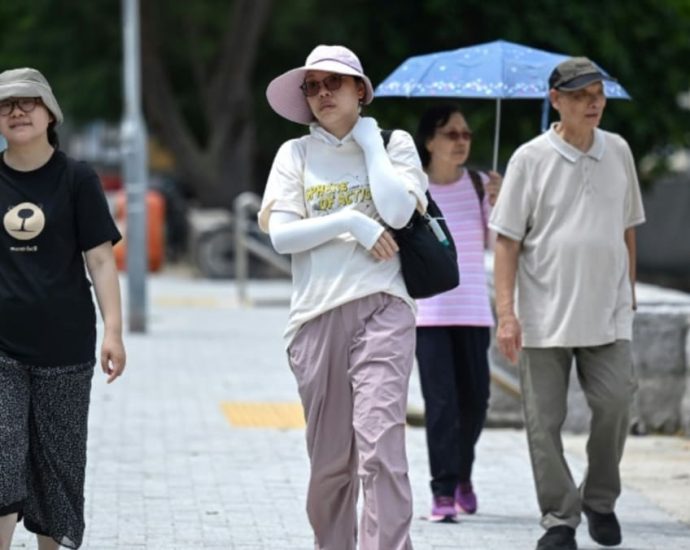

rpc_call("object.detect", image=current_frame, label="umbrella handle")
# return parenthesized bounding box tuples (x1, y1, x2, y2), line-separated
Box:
(492, 99, 501, 172)
(541, 96, 550, 133)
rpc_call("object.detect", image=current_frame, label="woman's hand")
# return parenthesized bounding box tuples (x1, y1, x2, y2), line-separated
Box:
(100, 330, 126, 383)
(84, 242, 126, 383)
(369, 230, 399, 261)
(486, 170, 503, 206)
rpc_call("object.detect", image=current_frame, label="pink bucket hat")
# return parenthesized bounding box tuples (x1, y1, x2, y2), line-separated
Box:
(266, 45, 374, 125)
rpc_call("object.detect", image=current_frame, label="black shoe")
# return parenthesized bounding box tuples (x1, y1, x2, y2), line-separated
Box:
(536, 525, 577, 550)
(583, 504, 622, 546)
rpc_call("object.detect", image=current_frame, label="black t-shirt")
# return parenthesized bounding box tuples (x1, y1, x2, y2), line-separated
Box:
(0, 150, 121, 366)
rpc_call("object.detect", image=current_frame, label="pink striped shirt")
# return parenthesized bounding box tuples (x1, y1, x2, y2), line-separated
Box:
(415, 171, 495, 327)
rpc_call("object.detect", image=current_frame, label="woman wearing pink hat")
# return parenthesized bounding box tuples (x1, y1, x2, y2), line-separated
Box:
(0, 68, 125, 550)
(259, 45, 428, 549)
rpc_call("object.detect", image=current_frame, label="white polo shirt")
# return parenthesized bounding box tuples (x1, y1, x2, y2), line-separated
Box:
(259, 123, 428, 347)
(489, 124, 645, 348)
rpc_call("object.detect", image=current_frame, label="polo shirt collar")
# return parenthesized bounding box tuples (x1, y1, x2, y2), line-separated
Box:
(546, 123, 606, 162)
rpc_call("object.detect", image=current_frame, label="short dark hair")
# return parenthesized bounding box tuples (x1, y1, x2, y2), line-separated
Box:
(47, 120, 59, 148)
(414, 104, 463, 167)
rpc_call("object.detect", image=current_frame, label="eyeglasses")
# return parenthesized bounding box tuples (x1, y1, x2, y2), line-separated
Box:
(0, 97, 42, 116)
(300, 74, 344, 97)
(439, 130, 473, 141)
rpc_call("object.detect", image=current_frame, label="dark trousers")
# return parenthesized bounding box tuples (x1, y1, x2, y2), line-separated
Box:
(0, 356, 94, 549)
(416, 326, 490, 497)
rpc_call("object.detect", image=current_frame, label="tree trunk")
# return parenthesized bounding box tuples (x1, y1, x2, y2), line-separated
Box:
(140, 0, 272, 208)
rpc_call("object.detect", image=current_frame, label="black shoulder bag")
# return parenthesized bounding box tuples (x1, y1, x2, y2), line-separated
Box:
(381, 130, 460, 299)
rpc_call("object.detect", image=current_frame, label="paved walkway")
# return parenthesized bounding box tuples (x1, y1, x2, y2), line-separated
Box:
(10, 275, 690, 549)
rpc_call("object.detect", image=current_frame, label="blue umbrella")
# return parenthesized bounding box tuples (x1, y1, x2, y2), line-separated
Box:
(375, 39, 630, 170)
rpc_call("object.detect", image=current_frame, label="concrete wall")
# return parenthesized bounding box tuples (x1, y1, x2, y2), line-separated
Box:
(485, 259, 690, 434)
(637, 174, 690, 276)
(631, 307, 690, 434)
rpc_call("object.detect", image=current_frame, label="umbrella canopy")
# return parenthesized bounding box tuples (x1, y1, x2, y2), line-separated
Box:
(375, 40, 630, 169)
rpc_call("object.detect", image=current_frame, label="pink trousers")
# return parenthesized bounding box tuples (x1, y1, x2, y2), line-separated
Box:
(288, 293, 416, 550)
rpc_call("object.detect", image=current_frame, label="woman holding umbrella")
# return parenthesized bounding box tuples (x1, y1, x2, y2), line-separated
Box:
(414, 104, 501, 522)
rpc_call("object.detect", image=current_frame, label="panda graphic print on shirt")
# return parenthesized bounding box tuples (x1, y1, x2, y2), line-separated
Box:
(3, 201, 46, 245)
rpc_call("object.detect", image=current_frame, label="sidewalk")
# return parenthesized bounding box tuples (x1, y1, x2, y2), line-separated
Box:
(10, 274, 690, 549)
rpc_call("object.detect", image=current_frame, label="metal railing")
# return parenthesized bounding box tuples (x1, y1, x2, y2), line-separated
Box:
(490, 362, 521, 398)
(233, 192, 290, 305)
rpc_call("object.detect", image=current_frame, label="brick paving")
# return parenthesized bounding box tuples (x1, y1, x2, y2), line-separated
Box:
(10, 275, 690, 549)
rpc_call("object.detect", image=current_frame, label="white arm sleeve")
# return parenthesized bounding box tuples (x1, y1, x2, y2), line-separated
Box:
(268, 209, 385, 254)
(351, 118, 419, 229)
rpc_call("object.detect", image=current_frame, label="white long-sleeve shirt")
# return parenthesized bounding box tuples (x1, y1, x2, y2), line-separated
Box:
(258, 121, 428, 347)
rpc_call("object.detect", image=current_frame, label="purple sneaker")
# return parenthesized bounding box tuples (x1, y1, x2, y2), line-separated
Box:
(455, 482, 477, 514)
(430, 495, 457, 522)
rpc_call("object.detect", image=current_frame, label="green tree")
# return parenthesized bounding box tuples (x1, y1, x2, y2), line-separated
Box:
(1, 0, 689, 202)
(0, 1, 122, 122)
(254, 0, 690, 183)
(0, 0, 273, 207)
(140, 0, 272, 206)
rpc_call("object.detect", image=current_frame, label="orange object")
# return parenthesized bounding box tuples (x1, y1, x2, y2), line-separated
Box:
(113, 190, 166, 272)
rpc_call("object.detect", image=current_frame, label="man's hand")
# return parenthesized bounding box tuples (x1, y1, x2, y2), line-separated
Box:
(496, 314, 522, 365)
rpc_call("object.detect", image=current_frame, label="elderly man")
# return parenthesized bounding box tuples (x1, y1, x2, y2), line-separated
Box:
(490, 57, 645, 550)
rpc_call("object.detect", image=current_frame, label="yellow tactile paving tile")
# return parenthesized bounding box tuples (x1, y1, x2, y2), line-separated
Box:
(220, 401, 305, 429)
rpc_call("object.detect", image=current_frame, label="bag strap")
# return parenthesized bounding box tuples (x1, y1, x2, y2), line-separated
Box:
(468, 168, 488, 246)
(468, 169, 484, 203)
(381, 129, 393, 148)
(468, 169, 485, 219)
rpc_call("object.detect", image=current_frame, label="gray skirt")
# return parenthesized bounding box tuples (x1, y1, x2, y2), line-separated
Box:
(0, 353, 95, 549)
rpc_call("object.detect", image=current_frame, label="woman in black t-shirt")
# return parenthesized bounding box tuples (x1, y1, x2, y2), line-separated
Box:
(0, 68, 126, 550)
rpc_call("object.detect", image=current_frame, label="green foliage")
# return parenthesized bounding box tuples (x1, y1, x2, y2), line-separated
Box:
(254, 0, 690, 181)
(2, 0, 689, 190)
(0, 1, 122, 123)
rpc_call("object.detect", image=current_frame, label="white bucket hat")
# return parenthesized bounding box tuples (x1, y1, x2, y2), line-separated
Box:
(266, 45, 374, 125)
(0, 67, 64, 125)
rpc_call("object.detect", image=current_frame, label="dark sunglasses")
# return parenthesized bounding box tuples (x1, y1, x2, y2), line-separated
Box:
(300, 74, 344, 97)
(439, 130, 473, 141)
(0, 97, 42, 116)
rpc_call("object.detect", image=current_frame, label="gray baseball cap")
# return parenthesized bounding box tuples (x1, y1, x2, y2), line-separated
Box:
(549, 57, 616, 91)
(0, 67, 64, 125)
